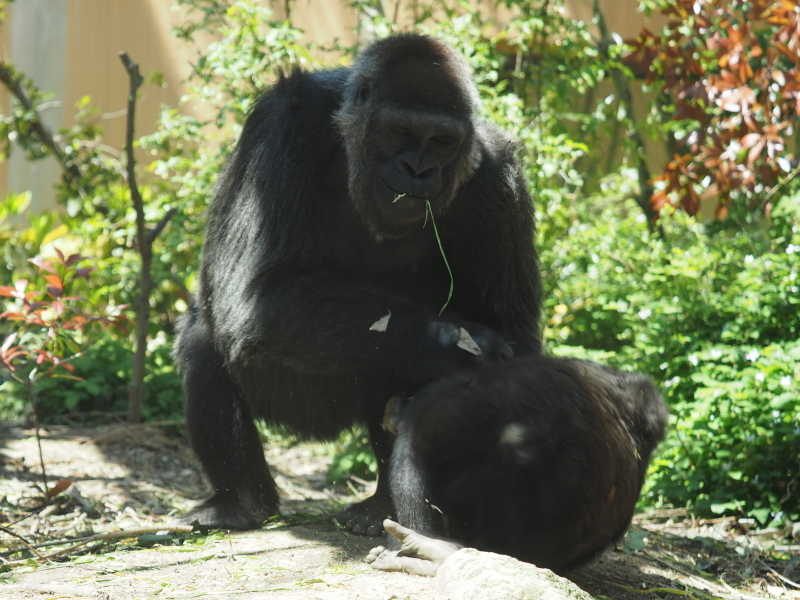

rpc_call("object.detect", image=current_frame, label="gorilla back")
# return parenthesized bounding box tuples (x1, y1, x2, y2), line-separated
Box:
(174, 34, 542, 532)
(388, 357, 668, 572)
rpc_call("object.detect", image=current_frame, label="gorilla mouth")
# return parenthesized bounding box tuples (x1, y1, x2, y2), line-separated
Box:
(380, 180, 427, 204)
(378, 180, 428, 226)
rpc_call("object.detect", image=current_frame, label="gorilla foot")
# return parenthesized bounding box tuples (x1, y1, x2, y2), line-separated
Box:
(366, 519, 462, 576)
(336, 494, 394, 537)
(180, 493, 277, 531)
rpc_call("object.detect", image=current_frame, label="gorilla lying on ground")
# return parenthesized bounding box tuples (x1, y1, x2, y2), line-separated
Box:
(174, 33, 541, 534)
(367, 356, 668, 574)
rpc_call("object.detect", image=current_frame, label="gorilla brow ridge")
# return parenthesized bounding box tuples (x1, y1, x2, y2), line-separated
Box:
(378, 107, 474, 134)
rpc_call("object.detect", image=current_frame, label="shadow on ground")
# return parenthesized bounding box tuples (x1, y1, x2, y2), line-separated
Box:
(1, 424, 798, 600)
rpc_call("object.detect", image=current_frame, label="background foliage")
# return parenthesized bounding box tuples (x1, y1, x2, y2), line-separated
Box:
(1, 0, 798, 527)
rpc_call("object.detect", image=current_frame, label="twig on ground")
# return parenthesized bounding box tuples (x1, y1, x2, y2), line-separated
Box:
(81, 420, 185, 445)
(0, 526, 44, 561)
(0, 525, 194, 567)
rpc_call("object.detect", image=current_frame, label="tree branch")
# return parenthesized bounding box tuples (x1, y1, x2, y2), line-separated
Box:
(592, 0, 662, 233)
(119, 51, 149, 424)
(147, 206, 177, 246)
(0, 61, 84, 191)
(119, 52, 146, 252)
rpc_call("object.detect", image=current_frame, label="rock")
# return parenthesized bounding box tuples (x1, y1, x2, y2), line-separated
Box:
(435, 548, 592, 600)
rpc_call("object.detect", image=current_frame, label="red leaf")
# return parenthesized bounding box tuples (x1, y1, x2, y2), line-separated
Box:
(50, 300, 65, 316)
(43, 273, 63, 290)
(65, 253, 82, 267)
(71, 267, 95, 281)
(28, 258, 58, 276)
(740, 133, 763, 148)
(47, 478, 73, 497)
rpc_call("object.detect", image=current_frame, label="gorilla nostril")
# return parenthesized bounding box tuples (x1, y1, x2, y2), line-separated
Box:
(398, 159, 437, 180)
(398, 159, 417, 177)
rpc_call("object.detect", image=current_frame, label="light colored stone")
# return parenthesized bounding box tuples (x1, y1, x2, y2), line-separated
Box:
(435, 548, 593, 600)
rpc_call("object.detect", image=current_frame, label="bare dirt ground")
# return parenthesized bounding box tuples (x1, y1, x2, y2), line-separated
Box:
(0, 423, 798, 600)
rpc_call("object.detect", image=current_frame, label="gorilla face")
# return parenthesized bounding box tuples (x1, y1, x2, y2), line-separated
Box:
(370, 107, 473, 229)
(334, 36, 481, 240)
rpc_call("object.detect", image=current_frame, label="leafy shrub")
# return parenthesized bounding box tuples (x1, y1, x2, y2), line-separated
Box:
(328, 427, 378, 484)
(0, 338, 184, 423)
(650, 340, 799, 524)
(545, 186, 800, 523)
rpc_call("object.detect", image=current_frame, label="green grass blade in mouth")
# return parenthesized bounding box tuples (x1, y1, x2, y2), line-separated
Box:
(425, 199, 453, 316)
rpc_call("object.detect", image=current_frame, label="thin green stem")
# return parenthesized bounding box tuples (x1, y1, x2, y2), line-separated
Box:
(425, 200, 453, 315)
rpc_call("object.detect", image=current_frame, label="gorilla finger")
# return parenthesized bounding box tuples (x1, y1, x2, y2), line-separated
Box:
(366, 546, 387, 563)
(476, 335, 513, 360)
(383, 518, 414, 541)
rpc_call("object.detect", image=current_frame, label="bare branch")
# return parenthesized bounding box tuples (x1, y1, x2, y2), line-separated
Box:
(591, 0, 662, 233)
(0, 526, 194, 567)
(0, 61, 84, 190)
(147, 206, 178, 246)
(118, 51, 149, 424)
(119, 52, 146, 251)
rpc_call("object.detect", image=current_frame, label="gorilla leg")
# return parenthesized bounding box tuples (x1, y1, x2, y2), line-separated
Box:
(338, 412, 397, 536)
(387, 413, 443, 538)
(177, 314, 279, 530)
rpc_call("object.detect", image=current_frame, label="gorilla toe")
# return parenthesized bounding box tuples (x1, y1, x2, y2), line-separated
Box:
(181, 494, 276, 531)
(337, 496, 394, 537)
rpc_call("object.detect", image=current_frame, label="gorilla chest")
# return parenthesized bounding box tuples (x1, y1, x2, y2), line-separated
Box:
(324, 219, 453, 308)
(323, 209, 438, 273)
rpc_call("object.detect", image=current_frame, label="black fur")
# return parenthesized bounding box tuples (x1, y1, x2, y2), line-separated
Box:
(174, 34, 541, 533)
(388, 356, 667, 572)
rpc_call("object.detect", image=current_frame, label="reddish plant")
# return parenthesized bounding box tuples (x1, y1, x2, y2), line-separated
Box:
(1, 250, 129, 375)
(0, 249, 129, 494)
(627, 0, 800, 218)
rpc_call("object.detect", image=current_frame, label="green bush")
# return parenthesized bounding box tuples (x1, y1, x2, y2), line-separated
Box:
(544, 188, 800, 524)
(0, 338, 184, 423)
(328, 427, 378, 484)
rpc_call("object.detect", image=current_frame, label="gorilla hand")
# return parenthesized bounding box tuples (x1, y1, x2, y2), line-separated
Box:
(367, 519, 462, 577)
(419, 321, 513, 379)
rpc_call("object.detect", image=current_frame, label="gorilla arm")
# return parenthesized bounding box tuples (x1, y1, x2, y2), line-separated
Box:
(211, 268, 512, 380)
(443, 131, 543, 356)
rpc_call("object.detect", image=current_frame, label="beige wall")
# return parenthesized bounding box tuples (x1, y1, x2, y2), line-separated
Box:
(1, 0, 204, 212)
(0, 0, 661, 211)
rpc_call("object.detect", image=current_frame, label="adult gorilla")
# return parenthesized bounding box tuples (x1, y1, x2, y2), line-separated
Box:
(174, 34, 541, 534)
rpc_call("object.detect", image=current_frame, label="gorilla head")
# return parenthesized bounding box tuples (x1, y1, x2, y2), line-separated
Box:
(335, 35, 483, 239)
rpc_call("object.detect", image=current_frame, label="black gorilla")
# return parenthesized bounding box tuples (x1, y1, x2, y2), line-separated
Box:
(174, 34, 541, 533)
(368, 357, 667, 574)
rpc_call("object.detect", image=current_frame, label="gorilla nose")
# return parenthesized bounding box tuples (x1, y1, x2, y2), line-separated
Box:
(397, 157, 438, 182)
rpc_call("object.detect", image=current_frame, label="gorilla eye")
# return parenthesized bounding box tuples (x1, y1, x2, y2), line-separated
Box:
(433, 136, 457, 147)
(390, 127, 413, 139)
